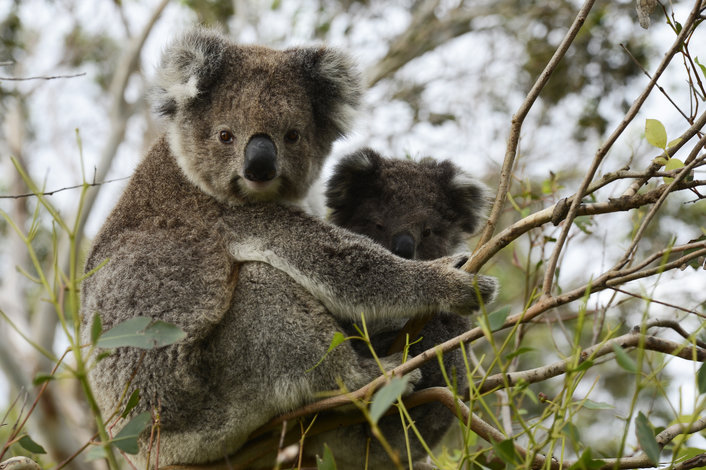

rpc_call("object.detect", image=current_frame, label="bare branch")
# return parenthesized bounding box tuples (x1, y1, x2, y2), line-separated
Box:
(540, 0, 705, 296)
(0, 177, 129, 199)
(475, 0, 597, 251)
(0, 72, 86, 81)
(478, 332, 706, 394)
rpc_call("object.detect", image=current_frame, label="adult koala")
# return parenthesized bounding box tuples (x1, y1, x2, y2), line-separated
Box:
(309, 148, 490, 469)
(80, 29, 496, 467)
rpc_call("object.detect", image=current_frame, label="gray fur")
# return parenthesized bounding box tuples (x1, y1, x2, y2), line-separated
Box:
(80, 30, 496, 467)
(310, 148, 494, 468)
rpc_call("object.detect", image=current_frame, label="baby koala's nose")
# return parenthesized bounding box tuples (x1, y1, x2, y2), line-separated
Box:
(391, 232, 415, 259)
(244, 135, 277, 182)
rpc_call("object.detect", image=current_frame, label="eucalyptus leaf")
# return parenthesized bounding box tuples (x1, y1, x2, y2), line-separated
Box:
(91, 313, 102, 345)
(663, 158, 685, 184)
(697, 362, 706, 395)
(97, 317, 186, 349)
(581, 399, 614, 410)
(111, 411, 152, 454)
(636, 412, 660, 465)
(18, 435, 46, 454)
(369, 376, 409, 424)
(492, 439, 520, 465)
(488, 306, 511, 332)
(121, 389, 141, 419)
(568, 448, 606, 470)
(645, 119, 667, 149)
(316, 444, 338, 470)
(612, 344, 637, 373)
(84, 446, 108, 462)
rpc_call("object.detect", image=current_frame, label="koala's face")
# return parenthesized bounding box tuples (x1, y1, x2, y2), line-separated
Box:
(152, 30, 361, 205)
(326, 149, 488, 261)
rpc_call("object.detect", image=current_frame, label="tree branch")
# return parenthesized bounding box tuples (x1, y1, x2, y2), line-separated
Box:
(474, 0, 596, 251)
(539, 0, 705, 296)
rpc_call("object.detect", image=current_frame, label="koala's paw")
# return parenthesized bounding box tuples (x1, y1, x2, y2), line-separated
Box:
(432, 254, 499, 316)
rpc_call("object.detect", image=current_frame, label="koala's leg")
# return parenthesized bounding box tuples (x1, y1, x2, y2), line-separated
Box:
(307, 312, 471, 469)
(220, 263, 416, 424)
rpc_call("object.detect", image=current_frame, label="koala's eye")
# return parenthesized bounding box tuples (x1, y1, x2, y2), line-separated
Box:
(375, 223, 384, 231)
(284, 129, 300, 144)
(219, 130, 234, 144)
(422, 228, 432, 238)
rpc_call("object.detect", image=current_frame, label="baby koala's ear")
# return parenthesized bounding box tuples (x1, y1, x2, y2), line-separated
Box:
(151, 28, 230, 118)
(438, 160, 489, 235)
(325, 148, 382, 227)
(288, 46, 362, 140)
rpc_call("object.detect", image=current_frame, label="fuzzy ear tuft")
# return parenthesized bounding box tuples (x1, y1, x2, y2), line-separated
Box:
(291, 47, 362, 140)
(151, 28, 229, 117)
(325, 148, 382, 226)
(440, 162, 489, 235)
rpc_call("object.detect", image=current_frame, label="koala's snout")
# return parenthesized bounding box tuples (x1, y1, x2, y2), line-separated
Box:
(391, 232, 416, 259)
(244, 135, 277, 182)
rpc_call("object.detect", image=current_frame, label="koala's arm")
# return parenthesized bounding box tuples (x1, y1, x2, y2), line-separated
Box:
(222, 204, 496, 322)
(82, 227, 238, 341)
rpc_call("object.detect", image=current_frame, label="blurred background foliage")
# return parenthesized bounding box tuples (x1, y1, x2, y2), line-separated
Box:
(0, 0, 704, 468)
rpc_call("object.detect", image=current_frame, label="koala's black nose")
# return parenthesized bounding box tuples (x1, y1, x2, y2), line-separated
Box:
(391, 232, 416, 259)
(244, 135, 277, 182)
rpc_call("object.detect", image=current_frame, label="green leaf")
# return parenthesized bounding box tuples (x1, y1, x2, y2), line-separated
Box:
(568, 448, 606, 470)
(97, 317, 186, 349)
(697, 362, 706, 395)
(667, 137, 682, 148)
(612, 344, 637, 373)
(636, 412, 660, 465)
(18, 435, 46, 454)
(505, 347, 535, 360)
(645, 119, 667, 149)
(573, 216, 594, 234)
(121, 389, 141, 419)
(143, 320, 188, 347)
(492, 439, 520, 465)
(84, 446, 108, 462)
(111, 411, 152, 454)
(488, 306, 511, 331)
(663, 158, 685, 184)
(327, 331, 346, 353)
(308, 332, 349, 372)
(369, 376, 410, 424)
(561, 421, 581, 447)
(91, 313, 102, 345)
(33, 373, 55, 386)
(581, 399, 614, 410)
(695, 57, 706, 77)
(571, 358, 594, 373)
(316, 443, 337, 470)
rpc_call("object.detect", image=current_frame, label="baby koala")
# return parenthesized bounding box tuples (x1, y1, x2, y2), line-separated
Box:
(313, 148, 492, 469)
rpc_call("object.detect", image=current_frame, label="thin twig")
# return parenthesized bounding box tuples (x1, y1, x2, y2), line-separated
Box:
(475, 0, 596, 250)
(611, 287, 706, 318)
(540, 0, 705, 296)
(477, 332, 706, 393)
(620, 43, 691, 123)
(0, 177, 129, 199)
(0, 72, 86, 81)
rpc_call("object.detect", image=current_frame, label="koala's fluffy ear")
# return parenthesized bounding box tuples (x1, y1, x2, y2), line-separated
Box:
(325, 148, 382, 226)
(151, 29, 229, 117)
(440, 161, 489, 235)
(290, 47, 362, 140)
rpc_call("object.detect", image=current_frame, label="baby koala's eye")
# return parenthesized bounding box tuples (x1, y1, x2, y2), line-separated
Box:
(422, 228, 432, 238)
(375, 222, 385, 231)
(219, 130, 234, 144)
(284, 129, 300, 144)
